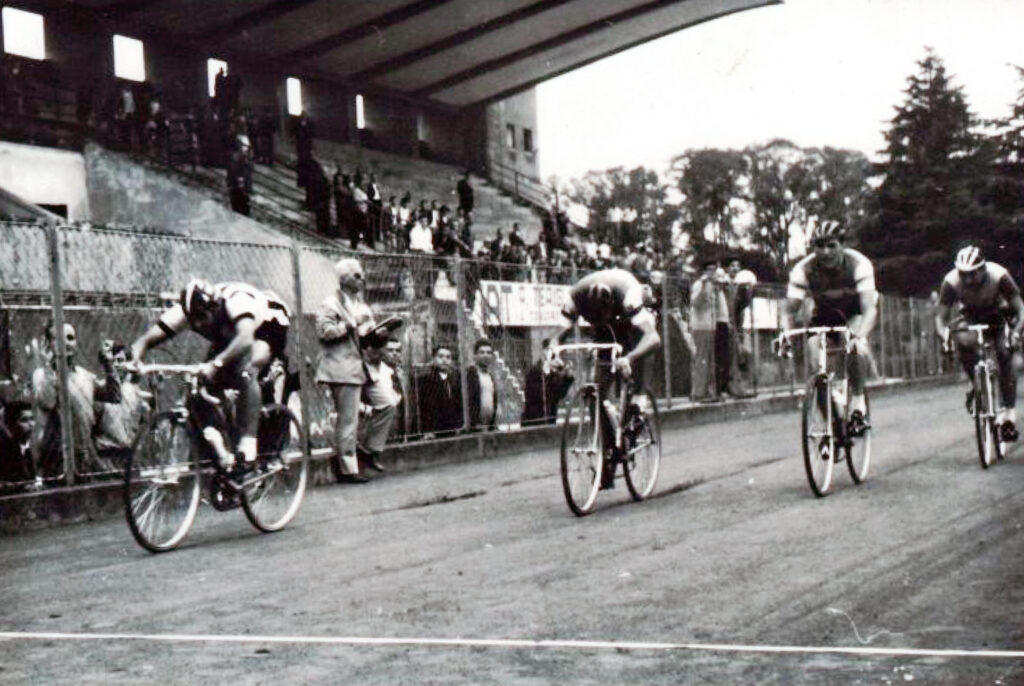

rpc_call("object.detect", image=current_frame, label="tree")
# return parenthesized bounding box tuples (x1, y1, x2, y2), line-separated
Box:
(564, 165, 679, 253)
(861, 50, 995, 296)
(670, 149, 748, 248)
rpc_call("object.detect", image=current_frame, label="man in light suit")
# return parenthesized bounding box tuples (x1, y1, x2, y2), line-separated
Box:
(315, 258, 375, 483)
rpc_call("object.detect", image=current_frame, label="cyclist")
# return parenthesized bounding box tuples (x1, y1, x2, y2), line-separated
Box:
(934, 246, 1024, 442)
(779, 220, 878, 436)
(129, 279, 291, 481)
(556, 268, 661, 488)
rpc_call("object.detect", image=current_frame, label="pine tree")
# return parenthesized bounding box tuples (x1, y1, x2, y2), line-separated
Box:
(861, 51, 995, 296)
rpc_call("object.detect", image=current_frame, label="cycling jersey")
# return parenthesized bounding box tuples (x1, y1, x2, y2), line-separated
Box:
(786, 248, 876, 325)
(158, 282, 291, 358)
(938, 262, 1020, 325)
(562, 268, 655, 345)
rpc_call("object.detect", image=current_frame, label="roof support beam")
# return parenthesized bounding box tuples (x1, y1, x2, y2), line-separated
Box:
(348, 0, 576, 83)
(197, 0, 321, 46)
(279, 0, 454, 63)
(415, 0, 694, 97)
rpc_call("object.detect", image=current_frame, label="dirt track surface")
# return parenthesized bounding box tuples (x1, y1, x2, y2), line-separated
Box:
(1, 384, 1023, 685)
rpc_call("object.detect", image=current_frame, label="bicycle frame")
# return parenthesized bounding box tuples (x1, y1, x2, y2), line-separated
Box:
(953, 324, 1000, 420)
(550, 342, 627, 449)
(780, 325, 853, 416)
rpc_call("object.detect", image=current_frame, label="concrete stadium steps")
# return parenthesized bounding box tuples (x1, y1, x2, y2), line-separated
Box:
(275, 140, 542, 244)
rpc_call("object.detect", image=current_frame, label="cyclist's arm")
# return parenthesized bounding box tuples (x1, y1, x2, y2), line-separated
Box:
(214, 317, 257, 368)
(624, 310, 660, 367)
(131, 305, 186, 361)
(779, 296, 804, 334)
(1009, 293, 1024, 339)
(852, 290, 878, 340)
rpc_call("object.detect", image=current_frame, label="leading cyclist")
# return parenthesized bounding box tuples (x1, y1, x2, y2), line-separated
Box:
(934, 246, 1024, 443)
(129, 279, 292, 480)
(555, 268, 661, 488)
(779, 220, 878, 436)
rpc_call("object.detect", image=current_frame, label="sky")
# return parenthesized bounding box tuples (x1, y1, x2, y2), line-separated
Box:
(536, 0, 1024, 183)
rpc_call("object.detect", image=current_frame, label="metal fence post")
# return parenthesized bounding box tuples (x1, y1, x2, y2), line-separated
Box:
(46, 223, 77, 485)
(661, 276, 671, 409)
(289, 239, 314, 453)
(453, 257, 473, 433)
(908, 298, 919, 379)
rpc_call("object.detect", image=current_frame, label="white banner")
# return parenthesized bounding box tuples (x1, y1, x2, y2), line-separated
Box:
(475, 280, 572, 327)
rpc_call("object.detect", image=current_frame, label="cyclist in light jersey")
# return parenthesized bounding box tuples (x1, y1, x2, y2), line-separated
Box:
(780, 220, 878, 436)
(934, 246, 1024, 442)
(130, 280, 291, 472)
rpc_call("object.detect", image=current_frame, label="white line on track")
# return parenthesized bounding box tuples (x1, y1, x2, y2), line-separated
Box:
(0, 631, 1022, 660)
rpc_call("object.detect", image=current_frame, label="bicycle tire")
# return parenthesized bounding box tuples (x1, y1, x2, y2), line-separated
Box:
(241, 405, 309, 533)
(560, 387, 604, 516)
(974, 370, 996, 469)
(845, 394, 871, 484)
(622, 387, 661, 501)
(123, 411, 203, 553)
(801, 374, 835, 497)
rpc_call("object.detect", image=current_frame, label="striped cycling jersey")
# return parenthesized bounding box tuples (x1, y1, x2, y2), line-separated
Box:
(786, 248, 876, 320)
(938, 262, 1020, 321)
(159, 282, 291, 349)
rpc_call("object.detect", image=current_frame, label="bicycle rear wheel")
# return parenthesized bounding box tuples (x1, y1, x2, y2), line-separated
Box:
(123, 411, 203, 553)
(560, 387, 604, 516)
(802, 374, 835, 497)
(241, 405, 309, 533)
(845, 394, 872, 484)
(622, 388, 661, 501)
(974, 370, 997, 469)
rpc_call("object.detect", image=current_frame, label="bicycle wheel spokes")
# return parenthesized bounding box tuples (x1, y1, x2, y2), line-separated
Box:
(560, 389, 603, 516)
(623, 389, 661, 501)
(802, 376, 835, 497)
(124, 411, 201, 552)
(846, 395, 871, 484)
(242, 405, 309, 533)
(975, 372, 996, 469)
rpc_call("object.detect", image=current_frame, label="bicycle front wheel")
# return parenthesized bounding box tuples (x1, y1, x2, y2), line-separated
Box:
(241, 405, 309, 533)
(802, 374, 835, 497)
(845, 394, 872, 484)
(622, 388, 661, 501)
(560, 387, 604, 516)
(974, 370, 997, 469)
(123, 411, 202, 553)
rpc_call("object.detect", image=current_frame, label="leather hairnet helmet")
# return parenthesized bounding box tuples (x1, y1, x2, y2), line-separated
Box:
(954, 245, 985, 273)
(181, 279, 214, 318)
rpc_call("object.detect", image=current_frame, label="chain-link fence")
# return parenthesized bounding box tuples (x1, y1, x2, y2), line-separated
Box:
(0, 221, 949, 496)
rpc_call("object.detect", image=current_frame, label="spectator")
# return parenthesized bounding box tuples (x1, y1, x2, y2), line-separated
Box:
(366, 173, 383, 246)
(725, 258, 757, 398)
(254, 106, 276, 165)
(689, 260, 729, 403)
(417, 344, 462, 437)
(212, 67, 228, 118)
(308, 159, 332, 236)
(0, 400, 36, 492)
(315, 258, 375, 484)
(522, 338, 574, 426)
(357, 330, 399, 474)
(509, 222, 525, 248)
(383, 336, 408, 442)
(351, 175, 371, 250)
(456, 170, 474, 222)
(226, 145, 253, 216)
(333, 168, 352, 240)
(466, 338, 498, 432)
(293, 113, 314, 185)
(489, 228, 506, 262)
(31, 320, 122, 480)
(408, 215, 434, 254)
(93, 340, 151, 463)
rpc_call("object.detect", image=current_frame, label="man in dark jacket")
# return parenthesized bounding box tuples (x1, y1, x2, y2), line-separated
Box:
(466, 338, 498, 432)
(522, 338, 574, 425)
(417, 344, 462, 437)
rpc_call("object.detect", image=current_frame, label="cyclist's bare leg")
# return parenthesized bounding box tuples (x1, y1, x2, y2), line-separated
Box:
(953, 329, 981, 382)
(234, 341, 273, 463)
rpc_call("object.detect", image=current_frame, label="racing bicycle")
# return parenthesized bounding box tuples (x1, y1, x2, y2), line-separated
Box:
(776, 326, 871, 497)
(122, 363, 309, 552)
(552, 342, 661, 516)
(946, 324, 1008, 468)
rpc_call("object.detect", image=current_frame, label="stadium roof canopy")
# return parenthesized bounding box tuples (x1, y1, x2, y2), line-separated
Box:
(49, 0, 779, 108)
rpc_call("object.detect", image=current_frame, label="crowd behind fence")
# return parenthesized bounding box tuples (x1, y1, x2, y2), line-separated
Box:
(0, 222, 949, 495)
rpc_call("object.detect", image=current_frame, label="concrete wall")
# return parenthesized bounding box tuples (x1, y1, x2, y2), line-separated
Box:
(0, 141, 90, 219)
(485, 88, 540, 180)
(82, 143, 286, 244)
